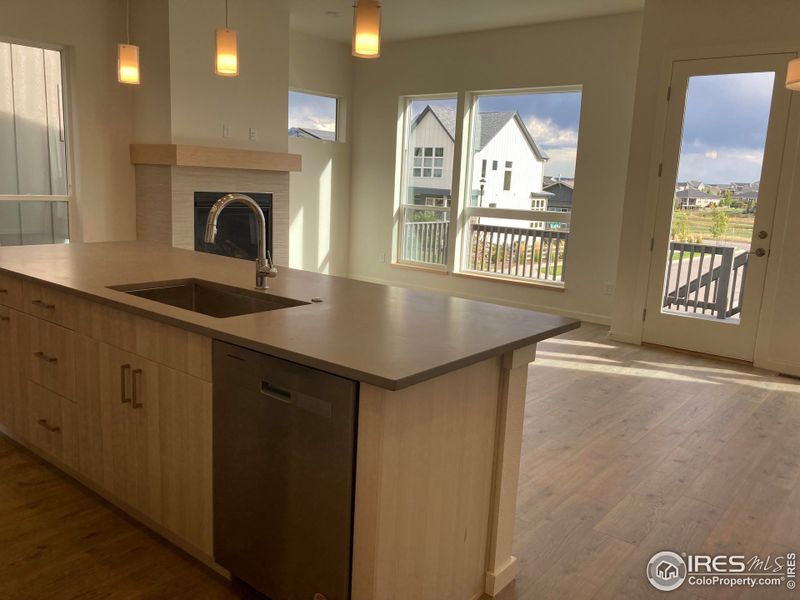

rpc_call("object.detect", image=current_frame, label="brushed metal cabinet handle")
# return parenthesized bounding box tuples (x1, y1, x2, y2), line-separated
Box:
(0, 288, 8, 294)
(31, 299, 56, 310)
(33, 351, 58, 364)
(37, 418, 61, 433)
(0, 316, 9, 322)
(132, 369, 144, 408)
(121, 364, 132, 404)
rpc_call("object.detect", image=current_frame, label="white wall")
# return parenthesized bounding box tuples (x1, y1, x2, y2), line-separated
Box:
(347, 12, 643, 323)
(610, 0, 800, 375)
(288, 31, 353, 276)
(169, 0, 289, 152)
(0, 0, 136, 242)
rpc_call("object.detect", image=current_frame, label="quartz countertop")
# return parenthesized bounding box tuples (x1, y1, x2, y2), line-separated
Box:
(0, 242, 579, 389)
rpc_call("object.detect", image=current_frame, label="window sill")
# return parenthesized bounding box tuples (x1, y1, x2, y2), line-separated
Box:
(391, 261, 449, 276)
(452, 270, 566, 292)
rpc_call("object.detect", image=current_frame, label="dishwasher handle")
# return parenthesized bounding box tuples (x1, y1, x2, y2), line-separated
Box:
(261, 381, 292, 404)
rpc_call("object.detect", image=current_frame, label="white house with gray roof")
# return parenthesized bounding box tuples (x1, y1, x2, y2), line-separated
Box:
(408, 106, 549, 224)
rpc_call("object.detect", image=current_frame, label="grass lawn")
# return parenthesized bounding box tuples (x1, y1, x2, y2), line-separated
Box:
(674, 208, 754, 244)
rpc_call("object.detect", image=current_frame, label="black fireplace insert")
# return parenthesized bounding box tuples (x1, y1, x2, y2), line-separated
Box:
(194, 192, 273, 261)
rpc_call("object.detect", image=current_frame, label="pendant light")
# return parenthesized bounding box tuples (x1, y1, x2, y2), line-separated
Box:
(352, 0, 381, 59)
(786, 57, 800, 91)
(215, 0, 239, 77)
(118, 0, 140, 85)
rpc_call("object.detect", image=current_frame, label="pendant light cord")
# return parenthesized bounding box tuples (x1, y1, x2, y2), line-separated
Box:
(126, 0, 131, 44)
(225, 0, 229, 28)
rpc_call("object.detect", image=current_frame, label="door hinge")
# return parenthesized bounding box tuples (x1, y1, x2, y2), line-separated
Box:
(642, 308, 647, 321)
(650, 238, 655, 251)
(658, 163, 663, 177)
(667, 86, 671, 101)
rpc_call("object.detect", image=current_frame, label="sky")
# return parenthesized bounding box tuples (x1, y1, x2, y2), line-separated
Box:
(288, 91, 337, 132)
(676, 71, 773, 184)
(289, 73, 774, 184)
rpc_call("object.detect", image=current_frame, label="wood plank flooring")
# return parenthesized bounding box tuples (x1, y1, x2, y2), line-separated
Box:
(1, 323, 798, 599)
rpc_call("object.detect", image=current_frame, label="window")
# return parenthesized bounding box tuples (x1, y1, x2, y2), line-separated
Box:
(0, 40, 70, 245)
(462, 88, 582, 284)
(412, 147, 444, 178)
(397, 96, 456, 266)
(394, 88, 582, 279)
(503, 169, 512, 191)
(288, 90, 338, 141)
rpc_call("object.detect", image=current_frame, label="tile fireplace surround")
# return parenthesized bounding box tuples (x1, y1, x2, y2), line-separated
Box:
(131, 145, 301, 266)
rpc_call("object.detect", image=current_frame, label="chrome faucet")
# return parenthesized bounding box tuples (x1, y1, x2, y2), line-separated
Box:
(204, 193, 277, 289)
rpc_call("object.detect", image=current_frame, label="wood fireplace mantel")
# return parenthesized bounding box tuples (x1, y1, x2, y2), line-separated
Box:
(130, 144, 302, 173)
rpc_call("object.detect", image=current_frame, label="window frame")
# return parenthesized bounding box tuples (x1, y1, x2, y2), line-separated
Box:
(393, 93, 459, 269)
(287, 87, 343, 143)
(0, 36, 75, 243)
(456, 86, 582, 286)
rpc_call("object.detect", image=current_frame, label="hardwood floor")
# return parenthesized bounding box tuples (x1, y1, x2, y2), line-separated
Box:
(1, 323, 798, 599)
(499, 323, 800, 600)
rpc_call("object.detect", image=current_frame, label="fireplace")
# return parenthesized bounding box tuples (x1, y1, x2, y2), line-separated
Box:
(194, 192, 273, 260)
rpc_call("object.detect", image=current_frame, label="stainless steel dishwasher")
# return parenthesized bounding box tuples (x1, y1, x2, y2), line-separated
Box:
(213, 341, 358, 600)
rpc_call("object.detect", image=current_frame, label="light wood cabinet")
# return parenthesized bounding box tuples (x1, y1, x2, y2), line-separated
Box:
(0, 305, 24, 437)
(76, 336, 213, 555)
(3, 272, 213, 560)
(25, 380, 78, 470)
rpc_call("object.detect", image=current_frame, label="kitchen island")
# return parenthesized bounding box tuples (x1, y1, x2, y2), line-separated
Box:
(0, 242, 578, 600)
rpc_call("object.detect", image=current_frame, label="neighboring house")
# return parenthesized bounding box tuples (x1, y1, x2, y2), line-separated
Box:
(408, 104, 549, 227)
(288, 127, 336, 141)
(675, 187, 718, 209)
(543, 179, 574, 212)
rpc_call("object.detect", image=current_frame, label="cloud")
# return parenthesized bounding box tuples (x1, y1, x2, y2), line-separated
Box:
(288, 105, 336, 131)
(525, 116, 578, 147)
(678, 147, 764, 182)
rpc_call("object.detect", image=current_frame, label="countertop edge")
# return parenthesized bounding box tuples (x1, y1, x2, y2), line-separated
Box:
(0, 265, 581, 391)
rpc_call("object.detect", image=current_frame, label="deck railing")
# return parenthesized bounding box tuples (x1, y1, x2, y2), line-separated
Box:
(663, 241, 748, 319)
(402, 217, 571, 283)
(466, 223, 568, 282)
(403, 220, 450, 265)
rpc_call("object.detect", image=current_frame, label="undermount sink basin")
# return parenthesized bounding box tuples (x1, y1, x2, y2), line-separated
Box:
(109, 278, 310, 318)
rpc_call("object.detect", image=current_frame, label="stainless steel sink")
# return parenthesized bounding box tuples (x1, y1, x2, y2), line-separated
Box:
(109, 279, 310, 318)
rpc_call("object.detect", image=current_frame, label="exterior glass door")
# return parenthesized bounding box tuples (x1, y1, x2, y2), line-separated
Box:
(643, 54, 794, 360)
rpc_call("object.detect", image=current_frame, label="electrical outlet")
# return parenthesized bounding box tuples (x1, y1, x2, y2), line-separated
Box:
(603, 283, 615, 295)
(379, 252, 387, 263)
(249, 127, 257, 141)
(222, 123, 231, 138)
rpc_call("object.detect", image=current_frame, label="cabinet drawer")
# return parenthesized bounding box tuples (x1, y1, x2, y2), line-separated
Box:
(23, 315, 76, 400)
(0, 272, 22, 310)
(22, 281, 77, 329)
(26, 381, 78, 469)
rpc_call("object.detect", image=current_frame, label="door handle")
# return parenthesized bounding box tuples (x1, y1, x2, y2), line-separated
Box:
(121, 364, 132, 403)
(33, 351, 58, 363)
(131, 369, 144, 408)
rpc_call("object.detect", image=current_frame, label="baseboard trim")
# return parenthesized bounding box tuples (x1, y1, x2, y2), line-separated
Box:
(485, 555, 518, 597)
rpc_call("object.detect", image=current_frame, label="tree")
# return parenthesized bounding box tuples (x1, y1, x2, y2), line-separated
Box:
(709, 208, 729, 240)
(672, 209, 689, 241)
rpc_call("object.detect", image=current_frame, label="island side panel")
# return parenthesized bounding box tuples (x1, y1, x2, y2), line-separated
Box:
(485, 343, 537, 596)
(352, 357, 502, 600)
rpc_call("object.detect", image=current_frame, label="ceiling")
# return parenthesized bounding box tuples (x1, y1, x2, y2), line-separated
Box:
(289, 0, 644, 43)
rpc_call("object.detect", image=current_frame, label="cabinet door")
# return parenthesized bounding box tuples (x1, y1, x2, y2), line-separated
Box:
(0, 306, 23, 435)
(157, 364, 213, 554)
(25, 380, 78, 469)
